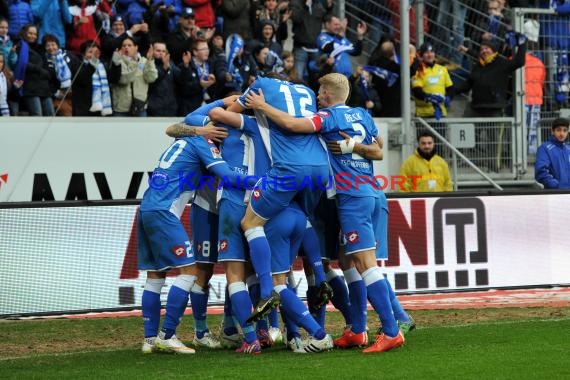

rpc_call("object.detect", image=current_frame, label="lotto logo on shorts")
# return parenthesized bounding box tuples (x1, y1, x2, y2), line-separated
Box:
(252, 189, 261, 200)
(345, 231, 359, 244)
(172, 245, 186, 256)
(219, 239, 228, 252)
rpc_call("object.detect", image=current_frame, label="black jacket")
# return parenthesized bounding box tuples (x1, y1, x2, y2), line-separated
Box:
(455, 43, 526, 110)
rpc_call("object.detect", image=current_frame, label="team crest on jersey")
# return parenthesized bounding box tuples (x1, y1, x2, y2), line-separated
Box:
(345, 231, 359, 244)
(219, 239, 228, 252)
(252, 189, 262, 200)
(172, 245, 186, 257)
(317, 110, 331, 118)
(210, 147, 222, 158)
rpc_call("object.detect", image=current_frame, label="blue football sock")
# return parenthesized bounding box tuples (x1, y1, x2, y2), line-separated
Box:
(142, 278, 164, 338)
(190, 283, 209, 338)
(223, 288, 238, 335)
(162, 275, 195, 339)
(384, 274, 410, 322)
(228, 282, 257, 344)
(344, 268, 367, 334)
(280, 306, 301, 340)
(307, 286, 326, 328)
(327, 271, 352, 325)
(268, 307, 279, 329)
(301, 226, 326, 285)
(362, 267, 398, 338)
(245, 227, 273, 299)
(276, 285, 324, 339)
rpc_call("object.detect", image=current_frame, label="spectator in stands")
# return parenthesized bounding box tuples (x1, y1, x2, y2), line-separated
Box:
(281, 50, 298, 82)
(166, 7, 196, 65)
(147, 40, 178, 116)
(175, 37, 215, 115)
(289, 0, 331, 81)
(43, 34, 73, 116)
(316, 15, 366, 78)
(412, 42, 454, 126)
(455, 37, 525, 118)
(535, 117, 570, 189)
(71, 40, 112, 116)
(13, 23, 54, 116)
(461, 0, 511, 60)
(216, 33, 253, 97)
(219, 0, 253, 41)
(67, 0, 101, 55)
(399, 130, 453, 192)
(147, 0, 183, 42)
(367, 36, 419, 117)
(455, 36, 526, 171)
(247, 19, 282, 57)
(184, 0, 218, 30)
(110, 35, 158, 116)
(347, 65, 382, 116)
(248, 43, 276, 78)
(101, 15, 150, 62)
(7, 0, 33, 40)
(0, 51, 13, 116)
(254, 0, 289, 44)
(0, 17, 17, 69)
(30, 0, 73, 49)
(210, 31, 224, 59)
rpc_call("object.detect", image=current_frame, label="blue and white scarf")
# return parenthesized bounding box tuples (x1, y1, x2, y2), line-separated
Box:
(90, 60, 113, 116)
(363, 65, 398, 87)
(13, 40, 29, 97)
(52, 49, 72, 88)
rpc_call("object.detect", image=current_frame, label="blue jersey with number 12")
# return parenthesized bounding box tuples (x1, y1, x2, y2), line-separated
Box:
(238, 77, 328, 167)
(310, 105, 380, 198)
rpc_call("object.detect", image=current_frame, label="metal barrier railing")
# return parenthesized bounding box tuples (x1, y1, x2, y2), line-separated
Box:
(415, 117, 504, 190)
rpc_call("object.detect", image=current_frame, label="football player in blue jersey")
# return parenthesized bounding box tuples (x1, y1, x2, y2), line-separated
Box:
(140, 114, 256, 355)
(165, 96, 239, 350)
(245, 72, 407, 353)
(227, 74, 332, 323)
(208, 104, 274, 354)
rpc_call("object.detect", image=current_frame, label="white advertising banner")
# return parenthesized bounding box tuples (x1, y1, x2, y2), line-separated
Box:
(1, 194, 569, 316)
(0, 117, 176, 202)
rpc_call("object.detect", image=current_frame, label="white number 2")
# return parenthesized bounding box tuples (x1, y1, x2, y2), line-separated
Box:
(351, 123, 366, 159)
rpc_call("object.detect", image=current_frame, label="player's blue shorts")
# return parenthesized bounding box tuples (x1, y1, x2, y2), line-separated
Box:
(265, 205, 307, 274)
(190, 204, 219, 264)
(137, 209, 195, 271)
(250, 163, 329, 220)
(217, 199, 248, 262)
(310, 194, 340, 261)
(338, 194, 384, 256)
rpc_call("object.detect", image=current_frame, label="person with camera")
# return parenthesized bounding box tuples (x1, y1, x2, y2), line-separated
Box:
(110, 35, 157, 116)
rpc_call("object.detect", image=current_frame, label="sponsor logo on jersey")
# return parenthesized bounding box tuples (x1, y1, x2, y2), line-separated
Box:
(346, 231, 359, 244)
(172, 245, 186, 256)
(219, 239, 228, 252)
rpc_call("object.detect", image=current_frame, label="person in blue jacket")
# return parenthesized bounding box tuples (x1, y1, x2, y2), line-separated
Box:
(535, 117, 570, 189)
